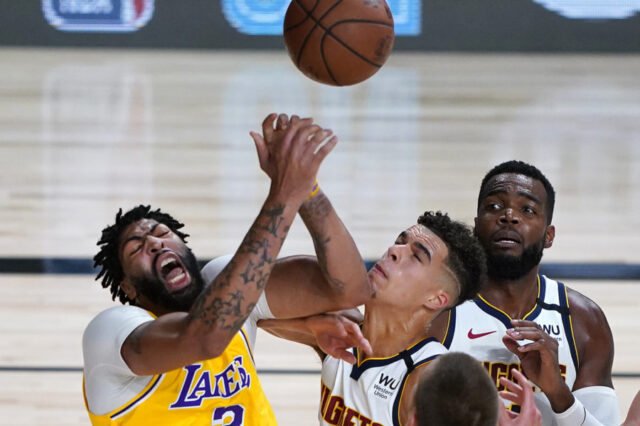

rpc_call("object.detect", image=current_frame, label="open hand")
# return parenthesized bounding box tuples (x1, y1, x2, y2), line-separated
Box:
(306, 314, 372, 364)
(250, 112, 337, 203)
(498, 369, 542, 426)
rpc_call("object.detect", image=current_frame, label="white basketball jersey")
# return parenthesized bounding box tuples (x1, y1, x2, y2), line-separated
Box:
(319, 337, 447, 426)
(443, 275, 579, 426)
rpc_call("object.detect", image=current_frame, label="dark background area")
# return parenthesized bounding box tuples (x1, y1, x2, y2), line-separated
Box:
(1, 0, 639, 51)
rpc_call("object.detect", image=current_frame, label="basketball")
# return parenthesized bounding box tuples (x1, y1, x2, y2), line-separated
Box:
(283, 0, 395, 86)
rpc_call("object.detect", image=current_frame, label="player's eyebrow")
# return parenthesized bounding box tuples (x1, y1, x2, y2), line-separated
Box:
(483, 187, 541, 205)
(121, 223, 160, 249)
(517, 191, 542, 205)
(398, 230, 432, 261)
(413, 241, 432, 262)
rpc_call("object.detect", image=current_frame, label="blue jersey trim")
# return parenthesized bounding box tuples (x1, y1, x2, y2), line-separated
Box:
(473, 275, 546, 328)
(350, 337, 440, 380)
(391, 354, 441, 426)
(442, 308, 456, 349)
(557, 281, 580, 372)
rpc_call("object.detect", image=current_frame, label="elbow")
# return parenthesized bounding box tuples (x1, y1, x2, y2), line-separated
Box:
(184, 324, 231, 361)
(199, 327, 239, 359)
(199, 340, 226, 360)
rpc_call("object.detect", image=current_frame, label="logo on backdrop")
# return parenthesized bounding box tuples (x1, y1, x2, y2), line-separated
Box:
(221, 0, 421, 35)
(42, 0, 154, 32)
(531, 0, 640, 19)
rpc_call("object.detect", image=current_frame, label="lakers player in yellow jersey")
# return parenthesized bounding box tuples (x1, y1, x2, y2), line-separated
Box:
(83, 114, 373, 425)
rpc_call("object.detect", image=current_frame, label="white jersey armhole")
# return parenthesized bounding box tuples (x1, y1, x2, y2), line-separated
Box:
(82, 305, 155, 415)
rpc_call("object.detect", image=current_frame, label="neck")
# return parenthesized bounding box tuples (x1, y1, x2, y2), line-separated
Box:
(132, 296, 174, 317)
(361, 303, 439, 359)
(480, 266, 540, 319)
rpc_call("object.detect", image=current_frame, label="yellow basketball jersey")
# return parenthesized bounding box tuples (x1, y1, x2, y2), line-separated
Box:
(84, 328, 277, 425)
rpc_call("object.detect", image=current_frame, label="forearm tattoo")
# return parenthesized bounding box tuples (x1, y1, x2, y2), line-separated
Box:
(300, 194, 346, 293)
(190, 203, 289, 331)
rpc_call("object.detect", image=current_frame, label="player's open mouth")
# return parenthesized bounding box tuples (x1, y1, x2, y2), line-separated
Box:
(155, 252, 190, 292)
(491, 229, 522, 248)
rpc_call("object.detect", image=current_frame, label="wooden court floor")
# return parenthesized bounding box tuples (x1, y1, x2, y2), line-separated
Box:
(0, 48, 639, 424)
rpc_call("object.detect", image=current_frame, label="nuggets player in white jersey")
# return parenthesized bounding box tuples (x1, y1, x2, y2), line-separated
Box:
(82, 114, 374, 425)
(427, 160, 620, 426)
(263, 211, 487, 426)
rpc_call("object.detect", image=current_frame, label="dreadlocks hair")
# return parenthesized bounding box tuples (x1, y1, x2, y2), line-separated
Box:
(417, 211, 486, 306)
(478, 160, 556, 224)
(93, 205, 189, 305)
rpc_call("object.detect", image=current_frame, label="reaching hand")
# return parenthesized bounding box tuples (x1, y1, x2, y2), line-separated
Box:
(498, 369, 542, 426)
(250, 113, 337, 203)
(251, 113, 312, 178)
(306, 314, 372, 364)
(502, 319, 567, 395)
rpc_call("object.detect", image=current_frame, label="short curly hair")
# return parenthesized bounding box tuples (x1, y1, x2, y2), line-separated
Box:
(93, 205, 189, 304)
(478, 160, 555, 224)
(417, 211, 486, 306)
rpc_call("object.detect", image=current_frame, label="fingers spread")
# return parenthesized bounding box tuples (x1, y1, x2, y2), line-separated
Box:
(499, 376, 524, 395)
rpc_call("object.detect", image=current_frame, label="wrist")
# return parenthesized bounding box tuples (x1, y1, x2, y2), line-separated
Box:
(546, 383, 575, 413)
(266, 184, 306, 209)
(306, 181, 320, 200)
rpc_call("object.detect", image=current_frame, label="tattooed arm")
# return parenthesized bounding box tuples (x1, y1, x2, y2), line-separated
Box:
(263, 189, 371, 318)
(121, 119, 337, 376)
(250, 113, 372, 319)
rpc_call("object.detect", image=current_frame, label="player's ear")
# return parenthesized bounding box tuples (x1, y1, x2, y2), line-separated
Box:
(424, 289, 450, 311)
(120, 278, 137, 302)
(544, 225, 555, 248)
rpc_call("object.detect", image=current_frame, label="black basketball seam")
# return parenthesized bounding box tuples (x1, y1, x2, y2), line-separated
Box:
(283, 0, 321, 33)
(320, 19, 393, 84)
(290, 0, 344, 78)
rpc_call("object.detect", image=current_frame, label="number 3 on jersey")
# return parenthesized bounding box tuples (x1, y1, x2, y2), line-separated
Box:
(212, 404, 244, 426)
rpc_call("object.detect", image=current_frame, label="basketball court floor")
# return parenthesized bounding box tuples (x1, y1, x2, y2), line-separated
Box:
(0, 48, 638, 424)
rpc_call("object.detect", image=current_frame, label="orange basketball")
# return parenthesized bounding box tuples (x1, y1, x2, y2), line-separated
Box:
(283, 0, 395, 86)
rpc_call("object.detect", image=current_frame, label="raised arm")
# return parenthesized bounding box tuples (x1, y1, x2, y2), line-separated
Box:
(251, 113, 372, 319)
(121, 119, 336, 375)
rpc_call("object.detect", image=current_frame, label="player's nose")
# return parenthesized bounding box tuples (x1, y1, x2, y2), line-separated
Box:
(500, 208, 520, 224)
(145, 235, 164, 253)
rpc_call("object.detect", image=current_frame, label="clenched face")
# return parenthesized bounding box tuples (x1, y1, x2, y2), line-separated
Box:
(475, 173, 555, 280)
(118, 219, 204, 312)
(368, 224, 455, 309)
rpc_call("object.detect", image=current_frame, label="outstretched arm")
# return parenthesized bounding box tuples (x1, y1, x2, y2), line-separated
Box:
(259, 310, 370, 364)
(120, 119, 336, 376)
(251, 113, 372, 319)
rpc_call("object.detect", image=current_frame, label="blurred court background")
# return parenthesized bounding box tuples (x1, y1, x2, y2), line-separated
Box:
(0, 1, 639, 425)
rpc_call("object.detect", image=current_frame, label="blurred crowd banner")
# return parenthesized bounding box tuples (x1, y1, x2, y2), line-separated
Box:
(0, 0, 638, 51)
